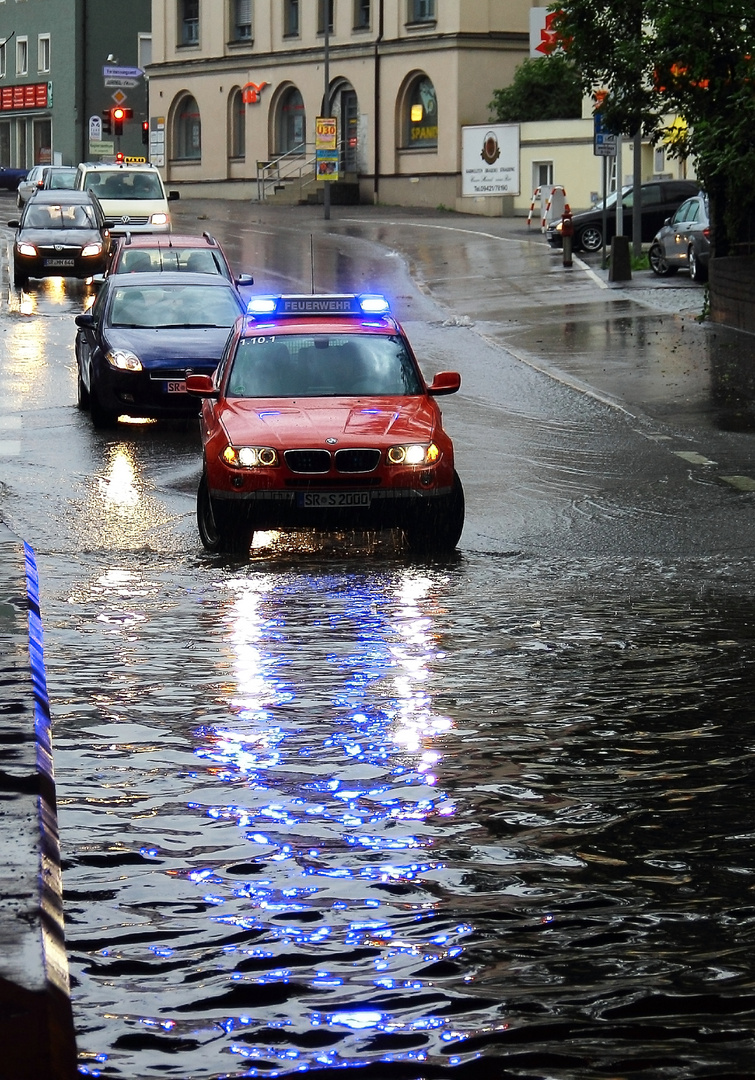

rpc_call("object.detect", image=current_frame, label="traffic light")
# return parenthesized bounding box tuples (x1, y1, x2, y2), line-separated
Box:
(141, 120, 149, 145)
(112, 107, 126, 137)
(101, 109, 112, 136)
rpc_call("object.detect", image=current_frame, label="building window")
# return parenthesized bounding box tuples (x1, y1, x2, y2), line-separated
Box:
(277, 87, 305, 154)
(533, 161, 553, 192)
(180, 0, 199, 46)
(353, 0, 369, 29)
(317, 0, 334, 34)
(138, 34, 152, 70)
(37, 35, 50, 73)
(232, 0, 252, 41)
(284, 0, 299, 37)
(0, 41, 6, 79)
(230, 88, 245, 158)
(16, 37, 28, 76)
(175, 95, 201, 159)
(404, 75, 437, 148)
(408, 0, 434, 22)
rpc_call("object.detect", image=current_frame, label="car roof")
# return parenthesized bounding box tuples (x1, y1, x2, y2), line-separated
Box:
(106, 271, 239, 288)
(115, 233, 222, 250)
(28, 189, 98, 205)
(78, 162, 159, 172)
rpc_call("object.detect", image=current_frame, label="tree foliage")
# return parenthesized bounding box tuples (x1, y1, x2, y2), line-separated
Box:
(489, 56, 583, 123)
(551, 0, 755, 254)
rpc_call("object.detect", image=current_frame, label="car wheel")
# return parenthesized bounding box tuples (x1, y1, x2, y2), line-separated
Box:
(197, 473, 253, 555)
(76, 367, 90, 410)
(13, 265, 28, 289)
(648, 243, 677, 277)
(403, 472, 465, 556)
(688, 245, 707, 283)
(578, 225, 603, 252)
(88, 372, 118, 429)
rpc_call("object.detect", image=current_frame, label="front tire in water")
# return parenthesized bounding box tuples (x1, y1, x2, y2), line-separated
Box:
(403, 472, 465, 556)
(197, 474, 253, 554)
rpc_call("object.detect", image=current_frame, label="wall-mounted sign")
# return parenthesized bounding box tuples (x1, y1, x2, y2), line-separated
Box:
(0, 82, 49, 111)
(461, 124, 520, 197)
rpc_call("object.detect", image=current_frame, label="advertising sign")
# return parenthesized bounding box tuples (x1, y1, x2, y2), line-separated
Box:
(461, 124, 520, 197)
(315, 117, 339, 180)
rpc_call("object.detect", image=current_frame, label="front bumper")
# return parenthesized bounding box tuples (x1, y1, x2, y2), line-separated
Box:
(94, 363, 215, 418)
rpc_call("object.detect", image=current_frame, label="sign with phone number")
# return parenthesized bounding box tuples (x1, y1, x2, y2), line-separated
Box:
(1, 83, 49, 111)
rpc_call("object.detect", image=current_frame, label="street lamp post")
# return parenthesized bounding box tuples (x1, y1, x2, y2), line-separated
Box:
(323, 10, 331, 221)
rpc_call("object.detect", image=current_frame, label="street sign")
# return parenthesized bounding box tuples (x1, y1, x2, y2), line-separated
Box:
(105, 77, 139, 89)
(315, 117, 339, 182)
(111, 90, 127, 106)
(103, 65, 143, 79)
(594, 112, 618, 157)
(89, 115, 102, 142)
(89, 141, 114, 157)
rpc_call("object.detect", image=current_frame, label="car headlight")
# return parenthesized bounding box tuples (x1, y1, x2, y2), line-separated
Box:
(17, 242, 37, 257)
(386, 443, 440, 466)
(150, 213, 169, 226)
(222, 445, 279, 468)
(106, 348, 142, 372)
(81, 242, 103, 257)
(554, 221, 563, 234)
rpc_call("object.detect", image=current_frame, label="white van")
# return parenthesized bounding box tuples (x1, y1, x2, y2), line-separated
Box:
(74, 162, 179, 236)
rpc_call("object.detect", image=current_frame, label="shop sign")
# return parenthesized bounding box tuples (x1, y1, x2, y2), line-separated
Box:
(1, 82, 49, 111)
(461, 124, 520, 197)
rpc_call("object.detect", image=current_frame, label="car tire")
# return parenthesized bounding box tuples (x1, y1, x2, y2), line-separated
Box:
(402, 472, 465, 556)
(89, 374, 118, 429)
(578, 225, 603, 253)
(76, 368, 90, 410)
(197, 473, 253, 555)
(13, 265, 28, 289)
(688, 245, 707, 283)
(648, 243, 677, 277)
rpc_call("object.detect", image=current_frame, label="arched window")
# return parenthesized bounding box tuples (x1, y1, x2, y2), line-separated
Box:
(175, 95, 201, 160)
(230, 89, 245, 159)
(404, 75, 437, 149)
(277, 87, 305, 154)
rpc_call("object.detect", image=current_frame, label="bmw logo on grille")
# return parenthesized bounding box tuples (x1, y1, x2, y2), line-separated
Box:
(325, 438, 338, 444)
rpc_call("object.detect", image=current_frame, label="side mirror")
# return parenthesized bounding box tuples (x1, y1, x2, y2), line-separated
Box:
(427, 371, 461, 396)
(7, 219, 19, 228)
(74, 312, 95, 329)
(168, 190, 180, 201)
(185, 373, 218, 397)
(236, 274, 254, 286)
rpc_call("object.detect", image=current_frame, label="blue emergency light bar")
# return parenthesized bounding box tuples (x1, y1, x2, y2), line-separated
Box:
(247, 294, 391, 317)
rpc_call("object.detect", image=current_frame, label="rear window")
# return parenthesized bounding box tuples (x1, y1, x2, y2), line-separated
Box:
(116, 247, 226, 275)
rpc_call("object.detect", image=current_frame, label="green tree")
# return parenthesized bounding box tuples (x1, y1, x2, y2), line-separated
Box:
(489, 56, 583, 123)
(552, 0, 755, 255)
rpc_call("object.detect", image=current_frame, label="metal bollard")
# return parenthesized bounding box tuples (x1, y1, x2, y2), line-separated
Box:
(561, 209, 574, 268)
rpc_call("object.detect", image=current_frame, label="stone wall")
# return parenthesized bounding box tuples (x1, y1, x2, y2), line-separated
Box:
(709, 256, 755, 336)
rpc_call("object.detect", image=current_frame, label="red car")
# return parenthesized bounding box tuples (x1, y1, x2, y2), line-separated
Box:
(186, 293, 464, 555)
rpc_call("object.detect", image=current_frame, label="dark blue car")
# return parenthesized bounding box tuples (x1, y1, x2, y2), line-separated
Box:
(74, 271, 246, 428)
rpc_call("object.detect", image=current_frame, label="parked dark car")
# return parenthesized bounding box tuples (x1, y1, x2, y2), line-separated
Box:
(73, 271, 246, 428)
(547, 179, 701, 252)
(648, 192, 710, 281)
(0, 165, 28, 192)
(8, 190, 112, 288)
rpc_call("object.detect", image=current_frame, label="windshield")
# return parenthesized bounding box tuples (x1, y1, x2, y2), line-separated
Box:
(23, 203, 98, 229)
(109, 284, 241, 329)
(85, 171, 163, 200)
(226, 333, 423, 398)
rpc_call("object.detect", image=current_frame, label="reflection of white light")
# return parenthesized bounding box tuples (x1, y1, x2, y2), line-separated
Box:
(101, 449, 139, 506)
(331, 1011, 383, 1030)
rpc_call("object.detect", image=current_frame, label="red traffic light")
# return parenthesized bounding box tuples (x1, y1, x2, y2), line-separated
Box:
(115, 151, 125, 162)
(112, 107, 126, 122)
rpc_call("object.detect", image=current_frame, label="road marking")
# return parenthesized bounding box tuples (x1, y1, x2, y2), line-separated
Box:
(0, 439, 21, 455)
(674, 451, 716, 466)
(720, 475, 755, 492)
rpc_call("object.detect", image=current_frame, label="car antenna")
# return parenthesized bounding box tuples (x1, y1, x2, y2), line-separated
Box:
(310, 234, 315, 294)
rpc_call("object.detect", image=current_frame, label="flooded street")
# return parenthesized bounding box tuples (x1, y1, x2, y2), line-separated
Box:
(1, 197, 754, 1078)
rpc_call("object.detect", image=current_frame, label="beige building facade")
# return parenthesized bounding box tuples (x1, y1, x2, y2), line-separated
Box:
(146, 1, 694, 216)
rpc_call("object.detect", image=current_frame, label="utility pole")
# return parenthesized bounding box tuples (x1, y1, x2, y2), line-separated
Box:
(323, 7, 331, 222)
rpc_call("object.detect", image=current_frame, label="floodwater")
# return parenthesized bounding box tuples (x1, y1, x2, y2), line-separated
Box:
(46, 544, 755, 1079)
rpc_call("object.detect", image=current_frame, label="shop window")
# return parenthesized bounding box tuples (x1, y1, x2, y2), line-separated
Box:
(408, 0, 434, 22)
(180, 0, 199, 46)
(175, 96, 201, 159)
(317, 0, 334, 34)
(404, 75, 437, 149)
(232, 0, 252, 41)
(230, 88, 245, 158)
(284, 0, 299, 37)
(277, 87, 305, 154)
(354, 0, 370, 29)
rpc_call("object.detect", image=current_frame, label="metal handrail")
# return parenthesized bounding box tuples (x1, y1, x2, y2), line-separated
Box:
(256, 143, 316, 200)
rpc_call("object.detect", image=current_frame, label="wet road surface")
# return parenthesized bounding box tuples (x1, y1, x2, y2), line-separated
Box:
(0, 196, 754, 1078)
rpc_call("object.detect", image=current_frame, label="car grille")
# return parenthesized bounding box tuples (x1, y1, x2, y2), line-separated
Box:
(106, 216, 150, 227)
(284, 448, 382, 474)
(38, 244, 81, 255)
(334, 448, 381, 473)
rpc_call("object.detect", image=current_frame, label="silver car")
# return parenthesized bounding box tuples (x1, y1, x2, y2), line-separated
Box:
(648, 193, 710, 282)
(16, 165, 49, 208)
